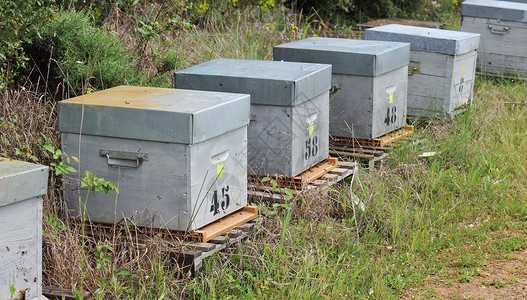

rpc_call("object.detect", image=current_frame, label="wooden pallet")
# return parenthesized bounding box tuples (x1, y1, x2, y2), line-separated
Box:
(43, 286, 89, 300)
(170, 217, 263, 277)
(195, 206, 258, 242)
(330, 143, 388, 170)
(248, 157, 338, 189)
(332, 125, 414, 147)
(81, 206, 258, 243)
(72, 210, 261, 279)
(248, 161, 358, 202)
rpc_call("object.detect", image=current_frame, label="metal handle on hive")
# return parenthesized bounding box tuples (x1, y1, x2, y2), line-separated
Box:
(488, 25, 510, 35)
(99, 150, 148, 168)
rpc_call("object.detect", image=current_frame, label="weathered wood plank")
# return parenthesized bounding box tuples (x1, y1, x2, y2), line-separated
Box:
(0, 198, 42, 300)
(42, 286, 90, 300)
(184, 242, 217, 252)
(227, 229, 242, 238)
(448, 52, 477, 111)
(235, 222, 256, 232)
(330, 150, 374, 159)
(409, 51, 449, 78)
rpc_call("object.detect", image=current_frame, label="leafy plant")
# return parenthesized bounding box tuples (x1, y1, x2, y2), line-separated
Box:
(43, 213, 68, 243)
(93, 242, 132, 297)
(9, 283, 16, 300)
(43, 143, 78, 176)
(81, 170, 118, 195)
(0, 0, 55, 88)
(261, 176, 299, 258)
(77, 170, 119, 299)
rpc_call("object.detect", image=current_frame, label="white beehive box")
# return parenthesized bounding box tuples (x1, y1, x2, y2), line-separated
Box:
(461, 0, 527, 77)
(365, 24, 480, 118)
(59, 86, 250, 231)
(273, 37, 410, 139)
(174, 58, 332, 177)
(0, 158, 48, 300)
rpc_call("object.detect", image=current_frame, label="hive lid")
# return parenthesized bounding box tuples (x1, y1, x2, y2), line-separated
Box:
(462, 0, 527, 23)
(273, 37, 410, 76)
(59, 86, 250, 144)
(501, 0, 527, 4)
(365, 24, 481, 55)
(0, 158, 49, 207)
(174, 58, 332, 106)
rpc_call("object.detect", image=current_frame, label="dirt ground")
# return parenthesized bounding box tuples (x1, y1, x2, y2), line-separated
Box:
(405, 250, 527, 299)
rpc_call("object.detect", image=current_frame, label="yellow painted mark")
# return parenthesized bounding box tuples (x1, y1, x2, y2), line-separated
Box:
(462, 64, 465, 73)
(217, 164, 224, 179)
(389, 92, 394, 104)
(309, 122, 314, 137)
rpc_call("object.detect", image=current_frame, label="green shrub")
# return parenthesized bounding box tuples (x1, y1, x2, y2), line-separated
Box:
(0, 0, 55, 89)
(291, 0, 451, 22)
(354, 0, 427, 19)
(29, 9, 139, 95)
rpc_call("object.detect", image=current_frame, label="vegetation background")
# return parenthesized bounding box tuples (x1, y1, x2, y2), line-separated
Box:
(1, 0, 526, 298)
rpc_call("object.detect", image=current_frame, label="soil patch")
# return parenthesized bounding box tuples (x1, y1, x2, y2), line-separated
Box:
(406, 250, 527, 299)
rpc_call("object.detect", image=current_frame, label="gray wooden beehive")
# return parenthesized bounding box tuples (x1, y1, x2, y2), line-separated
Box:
(273, 37, 410, 139)
(0, 158, 48, 300)
(174, 58, 332, 177)
(59, 86, 250, 231)
(365, 24, 480, 119)
(501, 0, 527, 3)
(461, 0, 527, 77)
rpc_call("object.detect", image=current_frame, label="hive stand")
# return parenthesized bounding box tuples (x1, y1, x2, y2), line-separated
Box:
(247, 160, 358, 202)
(330, 125, 414, 170)
(170, 217, 263, 277)
(78, 206, 258, 244)
(330, 143, 388, 170)
(42, 218, 262, 297)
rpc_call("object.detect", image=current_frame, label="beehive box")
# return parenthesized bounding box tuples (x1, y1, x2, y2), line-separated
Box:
(59, 86, 250, 231)
(365, 24, 480, 118)
(0, 158, 48, 300)
(502, 0, 527, 3)
(461, 0, 527, 77)
(273, 37, 410, 139)
(174, 58, 332, 177)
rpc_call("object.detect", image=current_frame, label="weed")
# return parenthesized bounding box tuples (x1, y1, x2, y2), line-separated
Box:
(262, 177, 299, 258)
(92, 242, 132, 298)
(496, 236, 527, 252)
(485, 278, 507, 288)
(9, 283, 15, 300)
(43, 143, 78, 176)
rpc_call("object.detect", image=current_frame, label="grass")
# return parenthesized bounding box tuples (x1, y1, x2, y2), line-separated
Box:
(1, 1, 527, 299)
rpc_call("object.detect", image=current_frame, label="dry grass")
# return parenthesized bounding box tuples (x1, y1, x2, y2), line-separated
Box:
(2, 2, 527, 298)
(0, 85, 62, 212)
(1, 85, 192, 298)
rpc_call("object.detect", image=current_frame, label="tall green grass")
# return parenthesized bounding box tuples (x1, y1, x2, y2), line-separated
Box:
(178, 75, 527, 299)
(3, 1, 527, 298)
